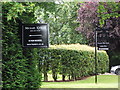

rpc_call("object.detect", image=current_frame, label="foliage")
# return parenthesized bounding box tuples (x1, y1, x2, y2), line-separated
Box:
(108, 51, 120, 67)
(35, 2, 88, 45)
(39, 44, 109, 81)
(98, 2, 120, 51)
(98, 2, 120, 25)
(2, 2, 41, 89)
(2, 2, 88, 88)
(77, 2, 99, 45)
(77, 2, 120, 50)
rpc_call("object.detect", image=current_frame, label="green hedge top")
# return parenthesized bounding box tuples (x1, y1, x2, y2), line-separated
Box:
(49, 44, 106, 53)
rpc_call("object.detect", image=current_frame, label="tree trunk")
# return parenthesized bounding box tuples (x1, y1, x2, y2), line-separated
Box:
(71, 75, 74, 80)
(62, 75, 65, 81)
(52, 72, 57, 81)
(68, 75, 71, 80)
(44, 72, 48, 81)
(75, 75, 77, 80)
(71, 72, 75, 80)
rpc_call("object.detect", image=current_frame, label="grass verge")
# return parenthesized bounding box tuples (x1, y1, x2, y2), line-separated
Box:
(41, 75, 118, 88)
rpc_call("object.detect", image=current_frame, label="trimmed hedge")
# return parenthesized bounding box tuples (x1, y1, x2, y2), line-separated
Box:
(2, 3, 41, 89)
(39, 44, 109, 81)
(2, 22, 41, 89)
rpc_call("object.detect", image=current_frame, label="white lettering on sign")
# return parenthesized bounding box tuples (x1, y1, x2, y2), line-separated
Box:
(25, 27, 35, 30)
(30, 30, 41, 32)
(27, 43, 44, 46)
(99, 45, 108, 47)
(37, 26, 46, 30)
(36, 26, 43, 29)
(28, 39, 42, 42)
(97, 42, 109, 44)
(98, 48, 109, 50)
(29, 35, 42, 37)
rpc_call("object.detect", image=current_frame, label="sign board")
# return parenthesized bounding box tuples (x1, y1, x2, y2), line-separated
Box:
(96, 29, 109, 50)
(22, 24, 49, 48)
(94, 26, 110, 84)
(97, 43, 109, 50)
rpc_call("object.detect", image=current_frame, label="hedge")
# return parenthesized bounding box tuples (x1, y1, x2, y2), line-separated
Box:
(2, 22, 41, 89)
(39, 44, 109, 81)
(2, 3, 41, 89)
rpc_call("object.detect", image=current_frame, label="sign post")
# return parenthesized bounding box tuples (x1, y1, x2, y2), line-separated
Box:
(95, 27, 110, 84)
(95, 29, 97, 84)
(21, 23, 49, 85)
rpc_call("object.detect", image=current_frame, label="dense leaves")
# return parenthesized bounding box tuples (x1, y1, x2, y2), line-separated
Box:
(109, 52, 120, 67)
(40, 44, 109, 81)
(2, 2, 41, 89)
(98, 2, 120, 51)
(35, 2, 88, 45)
(77, 2, 120, 50)
(77, 2, 99, 45)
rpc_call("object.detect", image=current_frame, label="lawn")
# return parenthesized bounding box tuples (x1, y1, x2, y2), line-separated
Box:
(41, 75, 118, 88)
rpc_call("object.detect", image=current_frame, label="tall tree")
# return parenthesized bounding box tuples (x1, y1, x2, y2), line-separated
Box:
(35, 2, 88, 45)
(77, 2, 120, 51)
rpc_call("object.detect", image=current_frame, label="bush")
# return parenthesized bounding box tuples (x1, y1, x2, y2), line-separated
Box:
(39, 44, 109, 81)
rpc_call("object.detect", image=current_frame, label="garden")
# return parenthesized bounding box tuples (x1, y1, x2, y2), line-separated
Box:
(1, 1, 120, 89)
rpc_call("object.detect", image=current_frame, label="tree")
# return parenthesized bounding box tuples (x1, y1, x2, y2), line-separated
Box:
(77, 2, 120, 51)
(77, 2, 99, 45)
(98, 2, 120, 67)
(98, 2, 120, 51)
(35, 2, 88, 45)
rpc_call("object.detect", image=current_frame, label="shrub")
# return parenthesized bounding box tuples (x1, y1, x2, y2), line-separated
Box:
(39, 44, 109, 81)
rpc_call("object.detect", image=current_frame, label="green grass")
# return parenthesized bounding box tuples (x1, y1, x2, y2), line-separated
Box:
(41, 75, 118, 88)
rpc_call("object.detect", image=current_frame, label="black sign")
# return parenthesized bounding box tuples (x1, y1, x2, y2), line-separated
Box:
(22, 24, 49, 48)
(97, 44, 109, 50)
(96, 29, 109, 50)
